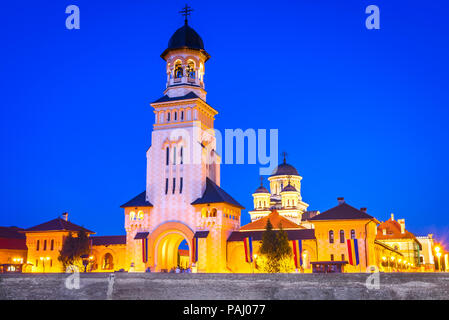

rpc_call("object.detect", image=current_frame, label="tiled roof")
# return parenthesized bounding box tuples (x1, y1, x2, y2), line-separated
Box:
(0, 227, 27, 250)
(134, 232, 149, 240)
(191, 178, 244, 209)
(309, 202, 377, 222)
(376, 218, 417, 240)
(228, 229, 315, 242)
(194, 231, 209, 238)
(120, 191, 153, 208)
(240, 210, 303, 231)
(25, 218, 94, 233)
(152, 91, 201, 104)
(0, 226, 25, 239)
(90, 235, 126, 246)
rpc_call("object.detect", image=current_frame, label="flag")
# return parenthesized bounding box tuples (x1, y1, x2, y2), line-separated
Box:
(243, 236, 253, 263)
(191, 237, 199, 263)
(346, 239, 360, 266)
(292, 239, 303, 268)
(142, 238, 148, 263)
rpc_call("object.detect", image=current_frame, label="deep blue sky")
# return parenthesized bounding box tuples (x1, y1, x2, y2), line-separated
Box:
(1, 1, 448, 242)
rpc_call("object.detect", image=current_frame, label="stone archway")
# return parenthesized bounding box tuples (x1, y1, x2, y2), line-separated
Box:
(150, 222, 194, 272)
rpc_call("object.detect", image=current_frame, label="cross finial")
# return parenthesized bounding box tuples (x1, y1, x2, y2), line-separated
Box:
(260, 176, 264, 187)
(287, 175, 292, 186)
(281, 151, 288, 164)
(179, 4, 193, 25)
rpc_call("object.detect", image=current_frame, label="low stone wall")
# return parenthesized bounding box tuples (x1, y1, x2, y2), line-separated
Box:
(1, 272, 449, 300)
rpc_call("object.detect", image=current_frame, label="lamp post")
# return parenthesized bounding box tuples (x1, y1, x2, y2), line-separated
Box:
(435, 246, 442, 272)
(80, 254, 90, 273)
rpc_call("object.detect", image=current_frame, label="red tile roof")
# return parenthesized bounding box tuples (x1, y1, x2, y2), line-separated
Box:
(240, 210, 303, 231)
(376, 218, 417, 240)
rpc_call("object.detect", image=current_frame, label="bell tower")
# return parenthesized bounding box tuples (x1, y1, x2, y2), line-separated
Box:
(160, 5, 210, 101)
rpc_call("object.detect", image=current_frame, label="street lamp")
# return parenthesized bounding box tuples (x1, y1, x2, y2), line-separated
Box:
(435, 246, 442, 271)
(80, 254, 90, 273)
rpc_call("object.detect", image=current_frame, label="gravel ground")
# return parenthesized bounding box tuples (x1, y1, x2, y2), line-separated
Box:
(1, 272, 449, 300)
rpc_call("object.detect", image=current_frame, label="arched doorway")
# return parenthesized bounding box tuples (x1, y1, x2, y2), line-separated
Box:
(155, 231, 191, 272)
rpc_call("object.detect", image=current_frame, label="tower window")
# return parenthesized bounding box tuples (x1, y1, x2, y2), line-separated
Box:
(174, 112, 177, 121)
(172, 178, 176, 194)
(165, 178, 169, 194)
(187, 61, 195, 79)
(167, 112, 171, 122)
(174, 61, 183, 78)
(181, 111, 184, 120)
(166, 147, 169, 165)
(180, 177, 183, 194)
(180, 147, 183, 164)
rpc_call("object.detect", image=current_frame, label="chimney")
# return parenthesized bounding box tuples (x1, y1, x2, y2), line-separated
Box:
(360, 207, 367, 213)
(398, 219, 405, 234)
(337, 197, 345, 205)
(62, 212, 68, 221)
(390, 213, 394, 221)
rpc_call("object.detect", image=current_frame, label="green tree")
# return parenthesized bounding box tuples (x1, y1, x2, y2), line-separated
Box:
(58, 230, 90, 271)
(258, 220, 294, 273)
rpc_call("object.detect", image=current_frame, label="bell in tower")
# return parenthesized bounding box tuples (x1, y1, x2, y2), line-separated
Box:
(160, 5, 210, 101)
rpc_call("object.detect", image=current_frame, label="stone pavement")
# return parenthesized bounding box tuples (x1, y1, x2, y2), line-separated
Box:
(1, 272, 449, 300)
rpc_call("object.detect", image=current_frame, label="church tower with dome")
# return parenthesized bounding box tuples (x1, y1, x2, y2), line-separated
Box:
(249, 155, 309, 225)
(120, 7, 244, 273)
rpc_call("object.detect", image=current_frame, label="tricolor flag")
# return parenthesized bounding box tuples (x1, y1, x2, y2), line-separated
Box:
(346, 238, 360, 266)
(191, 237, 199, 263)
(142, 238, 148, 263)
(292, 239, 303, 268)
(243, 236, 253, 263)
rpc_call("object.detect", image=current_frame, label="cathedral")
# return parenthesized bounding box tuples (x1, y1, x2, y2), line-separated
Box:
(0, 11, 442, 274)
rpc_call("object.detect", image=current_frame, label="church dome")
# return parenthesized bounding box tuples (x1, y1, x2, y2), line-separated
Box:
(281, 184, 297, 192)
(167, 24, 205, 50)
(254, 185, 270, 194)
(270, 162, 299, 177)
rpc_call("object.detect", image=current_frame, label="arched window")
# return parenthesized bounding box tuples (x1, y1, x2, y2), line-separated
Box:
(137, 211, 144, 220)
(36, 240, 40, 251)
(351, 229, 356, 239)
(201, 208, 208, 218)
(102, 253, 113, 270)
(180, 147, 183, 164)
(167, 112, 171, 122)
(186, 61, 195, 79)
(174, 61, 183, 78)
(174, 111, 177, 121)
(43, 240, 47, 251)
(166, 147, 170, 165)
(329, 230, 334, 244)
(50, 239, 54, 251)
(211, 208, 217, 217)
(159, 112, 164, 123)
(181, 111, 184, 120)
(340, 230, 345, 243)
(129, 211, 136, 221)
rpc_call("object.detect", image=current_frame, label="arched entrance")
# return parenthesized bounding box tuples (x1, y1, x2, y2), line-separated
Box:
(151, 222, 194, 272)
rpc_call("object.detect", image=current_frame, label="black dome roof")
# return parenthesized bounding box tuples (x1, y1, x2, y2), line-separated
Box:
(161, 23, 210, 60)
(281, 184, 297, 192)
(167, 24, 204, 50)
(270, 163, 299, 177)
(254, 186, 270, 194)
